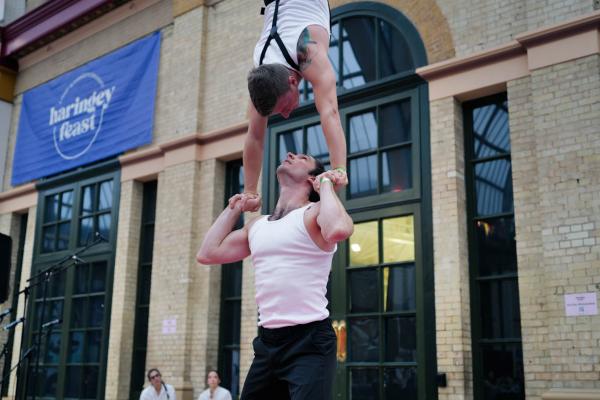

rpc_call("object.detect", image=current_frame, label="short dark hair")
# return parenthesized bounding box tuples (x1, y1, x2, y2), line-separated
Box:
(308, 159, 325, 203)
(247, 64, 291, 116)
(206, 369, 221, 380)
(147, 368, 160, 381)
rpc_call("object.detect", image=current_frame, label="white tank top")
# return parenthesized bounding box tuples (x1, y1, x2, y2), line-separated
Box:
(253, 0, 331, 71)
(248, 203, 336, 328)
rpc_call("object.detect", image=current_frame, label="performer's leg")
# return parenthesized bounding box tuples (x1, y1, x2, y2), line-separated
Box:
(241, 336, 289, 400)
(279, 320, 337, 400)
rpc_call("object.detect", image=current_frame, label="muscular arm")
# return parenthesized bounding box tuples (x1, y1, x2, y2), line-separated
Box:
(299, 26, 347, 172)
(316, 179, 354, 243)
(196, 204, 251, 265)
(243, 102, 268, 194)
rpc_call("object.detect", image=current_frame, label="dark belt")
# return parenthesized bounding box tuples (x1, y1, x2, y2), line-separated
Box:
(259, 318, 331, 342)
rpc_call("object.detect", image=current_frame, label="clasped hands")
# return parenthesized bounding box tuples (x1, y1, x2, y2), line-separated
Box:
(228, 168, 347, 213)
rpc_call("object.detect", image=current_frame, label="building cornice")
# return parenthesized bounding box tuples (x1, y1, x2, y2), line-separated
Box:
(0, 0, 130, 60)
(417, 10, 600, 100)
(0, 183, 37, 213)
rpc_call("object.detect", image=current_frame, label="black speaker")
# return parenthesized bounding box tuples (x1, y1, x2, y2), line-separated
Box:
(0, 233, 12, 303)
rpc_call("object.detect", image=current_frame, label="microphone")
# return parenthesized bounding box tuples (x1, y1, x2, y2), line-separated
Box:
(42, 319, 62, 329)
(0, 308, 11, 320)
(3, 318, 24, 331)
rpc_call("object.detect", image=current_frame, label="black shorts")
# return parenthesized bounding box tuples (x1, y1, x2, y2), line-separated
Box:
(241, 318, 337, 400)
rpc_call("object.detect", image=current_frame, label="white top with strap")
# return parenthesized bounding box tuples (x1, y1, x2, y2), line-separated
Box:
(248, 203, 336, 328)
(253, 0, 331, 71)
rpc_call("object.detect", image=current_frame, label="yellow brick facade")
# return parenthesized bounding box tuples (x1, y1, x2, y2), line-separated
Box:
(0, 1, 598, 400)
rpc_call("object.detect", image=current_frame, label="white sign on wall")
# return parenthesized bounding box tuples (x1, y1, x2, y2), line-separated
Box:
(162, 318, 177, 335)
(564, 292, 598, 317)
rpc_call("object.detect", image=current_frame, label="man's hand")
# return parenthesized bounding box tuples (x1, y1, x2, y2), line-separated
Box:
(312, 168, 347, 193)
(228, 192, 261, 213)
(312, 170, 338, 194)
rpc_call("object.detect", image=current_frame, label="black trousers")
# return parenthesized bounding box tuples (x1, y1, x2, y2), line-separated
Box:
(241, 318, 337, 400)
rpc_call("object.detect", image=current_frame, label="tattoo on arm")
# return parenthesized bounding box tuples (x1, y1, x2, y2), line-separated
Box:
(297, 27, 318, 71)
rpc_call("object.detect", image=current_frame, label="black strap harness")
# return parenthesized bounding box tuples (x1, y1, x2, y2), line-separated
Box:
(259, 0, 300, 71)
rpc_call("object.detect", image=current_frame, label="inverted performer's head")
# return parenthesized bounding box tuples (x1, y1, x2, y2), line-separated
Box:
(247, 64, 301, 118)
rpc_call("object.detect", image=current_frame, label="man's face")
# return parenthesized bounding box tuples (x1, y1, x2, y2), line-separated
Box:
(272, 77, 300, 119)
(278, 152, 317, 179)
(207, 371, 220, 389)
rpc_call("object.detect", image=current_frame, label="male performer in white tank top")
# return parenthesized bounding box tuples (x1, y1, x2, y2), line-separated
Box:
(236, 0, 348, 213)
(197, 152, 353, 400)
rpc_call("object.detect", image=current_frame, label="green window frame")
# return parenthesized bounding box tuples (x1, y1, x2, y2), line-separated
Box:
(218, 160, 244, 398)
(129, 181, 158, 400)
(22, 161, 120, 400)
(464, 93, 525, 400)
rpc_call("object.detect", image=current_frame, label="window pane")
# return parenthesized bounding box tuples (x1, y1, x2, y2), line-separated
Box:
(349, 221, 378, 267)
(37, 366, 58, 397)
(379, 18, 415, 77)
(349, 155, 377, 198)
(79, 217, 94, 246)
(475, 218, 517, 276)
(83, 366, 99, 398)
(86, 330, 102, 363)
(222, 348, 240, 399)
(481, 343, 525, 400)
(43, 332, 62, 364)
(306, 124, 328, 161)
(382, 147, 412, 193)
(60, 190, 74, 220)
(328, 22, 340, 84)
(349, 317, 379, 362)
(380, 100, 411, 146)
(98, 180, 113, 210)
(141, 224, 155, 264)
(222, 300, 241, 345)
(71, 298, 86, 328)
(350, 368, 379, 400)
(91, 262, 107, 293)
(46, 299, 64, 322)
(472, 101, 510, 158)
(383, 216, 414, 263)
(385, 316, 416, 362)
(42, 226, 56, 252)
(384, 265, 416, 312)
(342, 17, 376, 89)
(279, 129, 303, 162)
(475, 159, 513, 216)
(349, 111, 377, 153)
(384, 367, 417, 400)
(45, 194, 59, 223)
(48, 268, 66, 298)
(98, 213, 111, 240)
(65, 366, 82, 398)
(88, 295, 105, 327)
(140, 266, 152, 305)
(74, 264, 89, 294)
(223, 263, 243, 298)
(81, 185, 95, 215)
(68, 331, 84, 363)
(57, 222, 70, 250)
(349, 268, 378, 313)
(480, 278, 522, 339)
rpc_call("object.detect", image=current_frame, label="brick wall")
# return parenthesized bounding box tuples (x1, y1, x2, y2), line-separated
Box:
(508, 54, 600, 399)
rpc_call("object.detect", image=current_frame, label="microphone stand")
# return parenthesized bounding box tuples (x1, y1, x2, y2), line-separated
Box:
(8, 234, 105, 400)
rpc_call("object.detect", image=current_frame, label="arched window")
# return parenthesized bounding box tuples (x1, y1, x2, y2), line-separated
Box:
(265, 3, 435, 400)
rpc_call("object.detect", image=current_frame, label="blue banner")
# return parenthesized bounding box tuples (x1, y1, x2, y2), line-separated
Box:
(12, 32, 161, 185)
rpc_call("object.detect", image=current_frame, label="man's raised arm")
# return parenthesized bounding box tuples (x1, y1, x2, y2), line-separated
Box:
(196, 201, 251, 265)
(240, 102, 268, 211)
(314, 172, 354, 244)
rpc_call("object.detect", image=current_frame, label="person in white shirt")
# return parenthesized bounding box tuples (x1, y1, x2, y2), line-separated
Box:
(197, 152, 353, 400)
(198, 370, 232, 400)
(139, 368, 176, 400)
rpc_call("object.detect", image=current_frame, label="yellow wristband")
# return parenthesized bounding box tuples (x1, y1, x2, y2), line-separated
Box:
(320, 177, 333, 184)
(334, 167, 347, 174)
